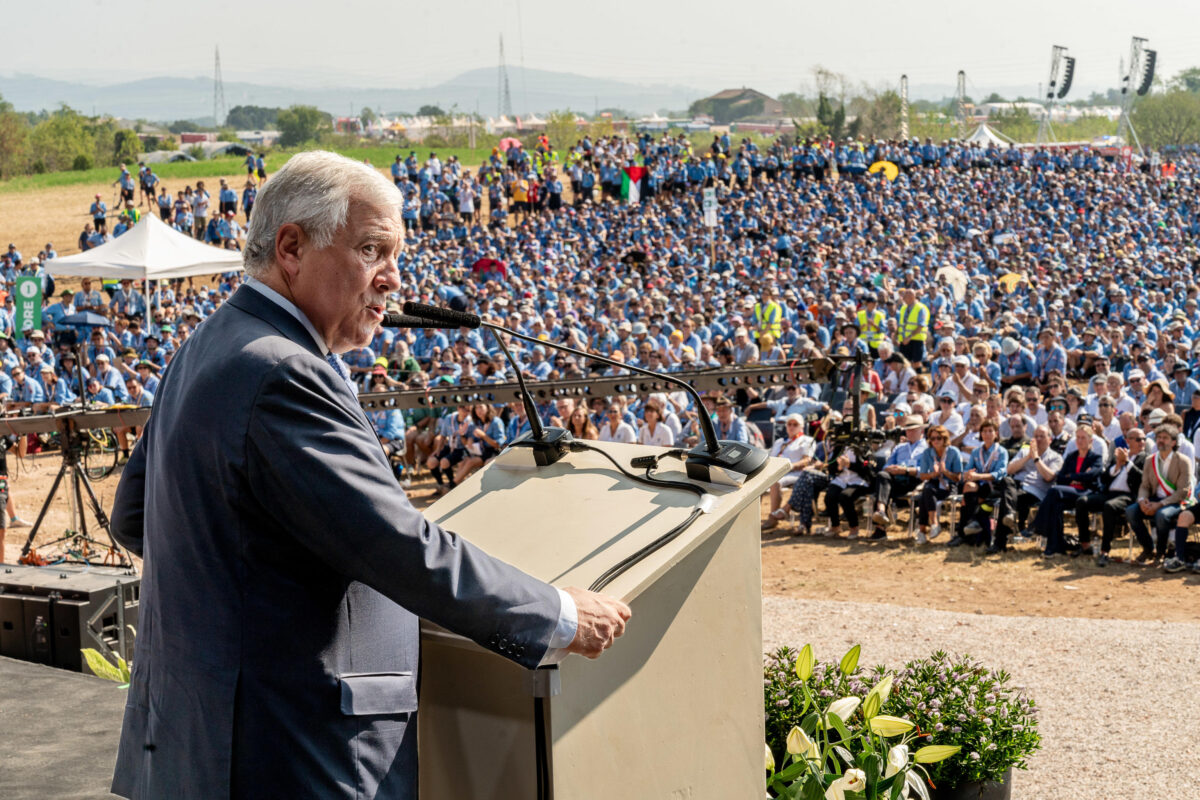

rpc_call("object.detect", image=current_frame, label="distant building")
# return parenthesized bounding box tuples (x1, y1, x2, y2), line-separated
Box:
(180, 132, 218, 144)
(237, 130, 280, 146)
(691, 88, 783, 123)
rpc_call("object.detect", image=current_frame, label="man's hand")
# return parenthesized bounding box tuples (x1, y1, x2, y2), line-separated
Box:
(563, 587, 632, 659)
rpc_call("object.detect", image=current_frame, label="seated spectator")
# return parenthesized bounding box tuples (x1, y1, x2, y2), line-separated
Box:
(868, 415, 928, 541)
(1034, 427, 1104, 557)
(565, 406, 598, 440)
(915, 424, 964, 543)
(994, 424, 1063, 551)
(762, 414, 818, 531)
(637, 399, 674, 447)
(1127, 423, 1194, 567)
(598, 402, 637, 444)
(952, 419, 1009, 547)
(1077, 427, 1146, 566)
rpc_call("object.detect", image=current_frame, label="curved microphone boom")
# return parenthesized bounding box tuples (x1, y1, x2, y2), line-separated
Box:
(399, 303, 769, 484)
(392, 303, 566, 466)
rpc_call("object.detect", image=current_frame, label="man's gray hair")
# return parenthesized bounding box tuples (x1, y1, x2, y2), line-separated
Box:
(242, 150, 401, 278)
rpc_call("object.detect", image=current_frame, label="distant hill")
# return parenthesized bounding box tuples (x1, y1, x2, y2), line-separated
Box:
(0, 67, 702, 122)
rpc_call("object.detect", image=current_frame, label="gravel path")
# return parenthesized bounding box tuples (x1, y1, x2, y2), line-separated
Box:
(762, 595, 1200, 800)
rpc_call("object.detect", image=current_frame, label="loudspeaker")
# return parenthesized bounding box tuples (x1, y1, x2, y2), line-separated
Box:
(0, 564, 139, 676)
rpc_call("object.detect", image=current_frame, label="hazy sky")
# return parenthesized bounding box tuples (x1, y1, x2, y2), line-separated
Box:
(8, 0, 1200, 96)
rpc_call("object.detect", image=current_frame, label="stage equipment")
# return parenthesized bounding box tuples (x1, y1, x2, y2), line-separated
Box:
(0, 563, 138, 675)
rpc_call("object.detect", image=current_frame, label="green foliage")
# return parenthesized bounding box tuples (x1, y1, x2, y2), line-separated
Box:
(1133, 90, 1200, 149)
(112, 129, 142, 166)
(417, 104, 446, 118)
(72, 154, 93, 171)
(1171, 67, 1200, 93)
(0, 104, 29, 179)
(544, 109, 579, 150)
(360, 107, 378, 128)
(225, 104, 281, 130)
(765, 644, 959, 800)
(276, 105, 331, 147)
(766, 647, 1039, 794)
(764, 645, 875, 757)
(28, 107, 95, 173)
(875, 651, 1040, 788)
(82, 648, 131, 684)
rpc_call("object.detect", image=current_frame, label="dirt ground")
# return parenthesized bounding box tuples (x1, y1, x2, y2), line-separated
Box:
(0, 162, 422, 261)
(5, 456, 1195, 623)
(0, 171, 251, 261)
(758, 498, 1200, 623)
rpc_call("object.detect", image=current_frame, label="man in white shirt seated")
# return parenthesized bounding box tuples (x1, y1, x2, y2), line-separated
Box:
(868, 415, 929, 541)
(997, 425, 1064, 549)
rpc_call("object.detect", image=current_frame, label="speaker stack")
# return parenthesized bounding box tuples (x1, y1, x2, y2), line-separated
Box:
(0, 564, 139, 676)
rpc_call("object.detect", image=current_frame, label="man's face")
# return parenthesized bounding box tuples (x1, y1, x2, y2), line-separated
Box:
(280, 198, 403, 353)
(1034, 428, 1050, 449)
(1127, 430, 1146, 453)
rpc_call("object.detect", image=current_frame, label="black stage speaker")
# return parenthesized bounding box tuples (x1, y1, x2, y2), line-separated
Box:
(0, 564, 139, 676)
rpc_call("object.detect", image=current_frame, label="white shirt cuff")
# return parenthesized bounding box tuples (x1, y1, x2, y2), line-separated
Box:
(538, 588, 578, 666)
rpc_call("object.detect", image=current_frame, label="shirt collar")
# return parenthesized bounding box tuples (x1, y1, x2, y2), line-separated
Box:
(244, 277, 329, 356)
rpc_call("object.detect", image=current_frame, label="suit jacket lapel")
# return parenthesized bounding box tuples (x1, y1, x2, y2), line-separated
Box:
(227, 285, 324, 360)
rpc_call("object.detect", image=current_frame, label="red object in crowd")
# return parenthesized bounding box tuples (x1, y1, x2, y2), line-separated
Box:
(472, 258, 508, 279)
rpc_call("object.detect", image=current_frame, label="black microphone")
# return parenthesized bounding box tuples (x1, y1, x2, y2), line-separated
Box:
(381, 312, 462, 329)
(400, 304, 769, 484)
(400, 302, 568, 466)
(401, 302, 481, 330)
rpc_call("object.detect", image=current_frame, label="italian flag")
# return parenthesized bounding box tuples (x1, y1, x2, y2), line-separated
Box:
(621, 166, 647, 204)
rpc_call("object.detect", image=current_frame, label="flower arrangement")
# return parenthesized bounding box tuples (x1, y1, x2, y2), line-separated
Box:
(765, 644, 960, 799)
(873, 651, 1040, 789)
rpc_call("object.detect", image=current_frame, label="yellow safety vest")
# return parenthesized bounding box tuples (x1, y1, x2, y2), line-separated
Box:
(753, 301, 782, 340)
(856, 308, 886, 348)
(898, 302, 929, 342)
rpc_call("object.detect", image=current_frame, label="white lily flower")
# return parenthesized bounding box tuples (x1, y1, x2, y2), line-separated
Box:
(825, 696, 861, 725)
(824, 768, 868, 800)
(885, 743, 909, 778)
(765, 742, 775, 773)
(786, 726, 819, 760)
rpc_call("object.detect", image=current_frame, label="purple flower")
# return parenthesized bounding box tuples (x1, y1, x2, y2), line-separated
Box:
(969, 752, 980, 761)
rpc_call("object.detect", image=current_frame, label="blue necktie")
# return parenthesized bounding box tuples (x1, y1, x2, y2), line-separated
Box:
(326, 353, 357, 396)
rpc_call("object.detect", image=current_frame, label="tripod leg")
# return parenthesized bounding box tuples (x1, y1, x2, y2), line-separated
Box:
(19, 459, 69, 559)
(76, 469, 126, 567)
(73, 466, 88, 541)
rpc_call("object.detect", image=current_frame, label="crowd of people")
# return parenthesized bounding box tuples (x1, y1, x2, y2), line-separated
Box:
(4, 129, 1199, 575)
(78, 161, 263, 252)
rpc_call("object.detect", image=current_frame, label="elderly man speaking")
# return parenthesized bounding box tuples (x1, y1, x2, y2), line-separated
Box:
(109, 152, 630, 800)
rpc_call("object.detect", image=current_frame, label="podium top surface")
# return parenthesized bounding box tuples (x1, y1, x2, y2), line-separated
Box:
(426, 441, 788, 602)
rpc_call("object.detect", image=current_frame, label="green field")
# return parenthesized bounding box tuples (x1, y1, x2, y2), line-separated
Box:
(0, 145, 497, 195)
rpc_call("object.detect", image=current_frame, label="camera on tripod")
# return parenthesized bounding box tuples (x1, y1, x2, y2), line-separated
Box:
(824, 421, 903, 459)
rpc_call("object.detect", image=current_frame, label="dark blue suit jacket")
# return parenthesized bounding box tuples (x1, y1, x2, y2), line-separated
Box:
(110, 286, 561, 799)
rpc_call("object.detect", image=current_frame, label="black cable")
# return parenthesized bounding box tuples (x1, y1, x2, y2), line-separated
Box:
(588, 508, 704, 593)
(568, 441, 705, 498)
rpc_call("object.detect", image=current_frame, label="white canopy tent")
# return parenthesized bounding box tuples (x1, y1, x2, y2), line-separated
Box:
(965, 123, 1015, 147)
(48, 214, 245, 281)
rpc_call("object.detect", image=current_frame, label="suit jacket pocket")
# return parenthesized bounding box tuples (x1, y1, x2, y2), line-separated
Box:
(338, 671, 417, 716)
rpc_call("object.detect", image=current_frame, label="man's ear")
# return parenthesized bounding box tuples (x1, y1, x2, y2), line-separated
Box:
(274, 223, 306, 280)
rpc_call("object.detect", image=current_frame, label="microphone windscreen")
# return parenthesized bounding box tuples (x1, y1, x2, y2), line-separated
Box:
(401, 302, 481, 330)
(381, 312, 458, 329)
